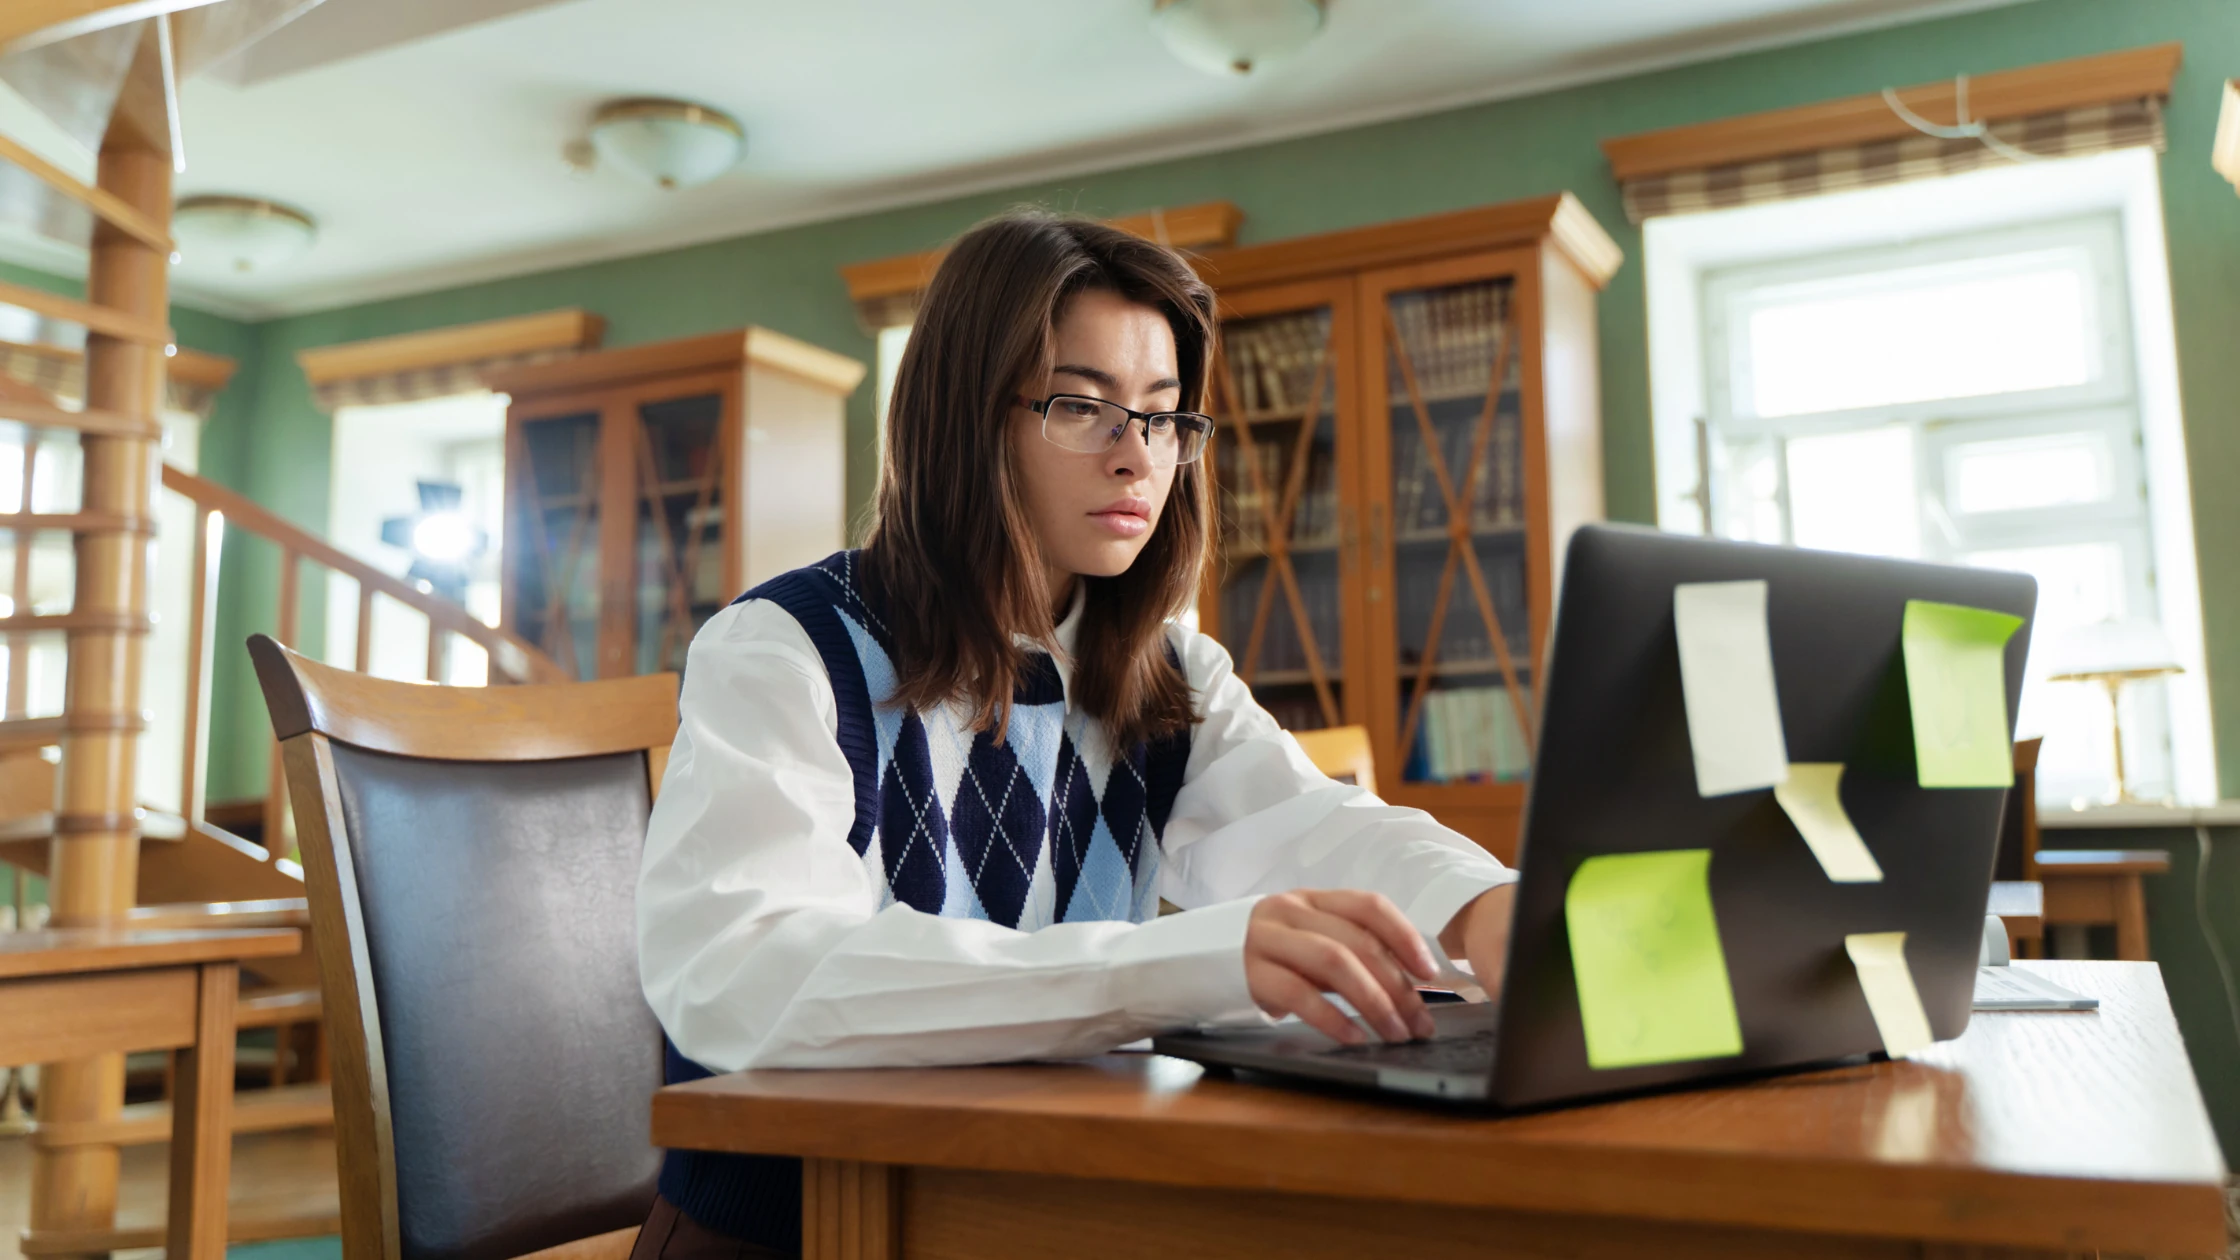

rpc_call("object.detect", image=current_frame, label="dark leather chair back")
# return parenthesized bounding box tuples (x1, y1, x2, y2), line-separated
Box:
(252, 635, 679, 1260)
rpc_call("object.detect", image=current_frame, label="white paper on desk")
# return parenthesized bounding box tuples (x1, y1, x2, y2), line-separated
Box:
(1675, 581, 1790, 797)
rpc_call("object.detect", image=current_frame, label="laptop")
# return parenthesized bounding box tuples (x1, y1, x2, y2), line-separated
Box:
(1153, 524, 2035, 1107)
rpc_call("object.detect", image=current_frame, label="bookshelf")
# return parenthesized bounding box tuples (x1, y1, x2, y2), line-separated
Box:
(1193, 195, 1622, 861)
(487, 328, 866, 681)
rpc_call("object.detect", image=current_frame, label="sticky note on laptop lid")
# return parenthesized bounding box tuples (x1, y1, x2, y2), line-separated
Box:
(1773, 763, 1883, 883)
(1674, 581, 1789, 797)
(1566, 850, 1743, 1070)
(1901, 600, 2024, 789)
(1844, 931, 1934, 1058)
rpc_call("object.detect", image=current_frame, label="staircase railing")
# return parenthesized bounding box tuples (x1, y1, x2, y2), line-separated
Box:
(158, 463, 570, 846)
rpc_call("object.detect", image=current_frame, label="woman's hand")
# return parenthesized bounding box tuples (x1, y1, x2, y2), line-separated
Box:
(1244, 890, 1440, 1045)
(1437, 883, 1518, 1002)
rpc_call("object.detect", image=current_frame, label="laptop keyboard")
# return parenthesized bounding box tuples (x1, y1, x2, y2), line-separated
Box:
(1316, 1024, 1501, 1073)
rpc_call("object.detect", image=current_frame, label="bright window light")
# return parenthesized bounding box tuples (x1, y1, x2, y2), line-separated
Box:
(1948, 431, 2111, 514)
(410, 511, 479, 564)
(1963, 542, 2127, 629)
(1785, 425, 1919, 558)
(1744, 251, 2095, 418)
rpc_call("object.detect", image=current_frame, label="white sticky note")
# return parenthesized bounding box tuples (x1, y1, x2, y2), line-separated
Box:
(1774, 763, 1884, 883)
(1674, 581, 1789, 797)
(1846, 931, 1934, 1058)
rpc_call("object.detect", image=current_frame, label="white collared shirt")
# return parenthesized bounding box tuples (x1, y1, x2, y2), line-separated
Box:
(637, 591, 1516, 1071)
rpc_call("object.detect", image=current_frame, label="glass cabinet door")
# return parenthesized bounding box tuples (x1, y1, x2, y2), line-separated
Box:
(1377, 274, 1535, 786)
(1208, 301, 1350, 732)
(633, 391, 727, 675)
(510, 410, 603, 680)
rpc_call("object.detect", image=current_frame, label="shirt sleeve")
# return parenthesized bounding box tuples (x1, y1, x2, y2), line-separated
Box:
(1156, 622, 1517, 949)
(636, 600, 1268, 1072)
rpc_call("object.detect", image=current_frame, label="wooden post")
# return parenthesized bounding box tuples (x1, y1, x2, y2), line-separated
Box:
(264, 549, 298, 849)
(32, 40, 170, 1250)
(8, 439, 37, 719)
(178, 506, 218, 823)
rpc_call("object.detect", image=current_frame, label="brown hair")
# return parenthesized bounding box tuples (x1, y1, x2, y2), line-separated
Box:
(863, 209, 1216, 747)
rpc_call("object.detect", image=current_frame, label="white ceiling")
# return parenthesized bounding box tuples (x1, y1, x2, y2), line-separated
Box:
(4, 0, 2034, 319)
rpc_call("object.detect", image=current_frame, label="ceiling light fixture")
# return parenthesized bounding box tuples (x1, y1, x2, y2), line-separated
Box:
(1152, 0, 1326, 77)
(586, 98, 745, 190)
(172, 195, 317, 273)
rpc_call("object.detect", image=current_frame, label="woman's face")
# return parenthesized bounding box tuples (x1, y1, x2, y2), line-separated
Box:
(1010, 288, 1182, 594)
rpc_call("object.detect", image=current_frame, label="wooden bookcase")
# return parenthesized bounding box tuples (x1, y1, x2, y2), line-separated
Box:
(486, 328, 866, 681)
(1191, 194, 1622, 861)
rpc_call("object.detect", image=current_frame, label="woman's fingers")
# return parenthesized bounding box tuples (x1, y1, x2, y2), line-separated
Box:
(1295, 907, 1436, 1039)
(1263, 923, 1412, 1043)
(1251, 963, 1364, 1046)
(1305, 889, 1440, 981)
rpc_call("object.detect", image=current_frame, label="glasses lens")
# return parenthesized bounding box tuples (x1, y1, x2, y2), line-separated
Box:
(1041, 396, 1125, 454)
(1162, 414, 1212, 465)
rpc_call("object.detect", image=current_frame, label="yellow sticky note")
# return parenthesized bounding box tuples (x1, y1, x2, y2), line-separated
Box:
(1845, 931, 1934, 1058)
(1566, 850, 1743, 1070)
(1674, 581, 1790, 797)
(1901, 600, 2023, 788)
(1773, 763, 1884, 883)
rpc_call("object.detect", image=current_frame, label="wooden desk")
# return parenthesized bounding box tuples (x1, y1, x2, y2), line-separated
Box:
(2033, 849, 2171, 960)
(0, 928, 304, 1260)
(654, 961, 2229, 1260)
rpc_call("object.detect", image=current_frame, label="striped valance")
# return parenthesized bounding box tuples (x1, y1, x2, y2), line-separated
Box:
(0, 338, 235, 419)
(297, 308, 605, 412)
(1604, 44, 2181, 225)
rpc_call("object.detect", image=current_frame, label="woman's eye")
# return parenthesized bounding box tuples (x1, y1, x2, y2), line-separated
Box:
(1058, 400, 1103, 419)
(1146, 415, 1177, 433)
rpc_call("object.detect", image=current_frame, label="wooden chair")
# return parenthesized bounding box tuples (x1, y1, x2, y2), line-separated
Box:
(1289, 725, 1377, 797)
(249, 634, 678, 1260)
(1995, 736, 2169, 960)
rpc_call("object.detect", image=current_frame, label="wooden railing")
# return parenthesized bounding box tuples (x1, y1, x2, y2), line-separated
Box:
(159, 464, 569, 845)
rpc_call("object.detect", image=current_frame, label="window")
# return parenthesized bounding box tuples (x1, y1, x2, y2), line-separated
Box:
(326, 391, 510, 686)
(874, 323, 912, 459)
(1648, 149, 2215, 807)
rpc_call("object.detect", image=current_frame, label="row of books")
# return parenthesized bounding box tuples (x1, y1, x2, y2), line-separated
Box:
(1389, 408, 1523, 536)
(1385, 281, 1513, 404)
(1395, 549, 1528, 669)
(1226, 312, 1332, 415)
(1217, 441, 1340, 550)
(1404, 685, 1532, 784)
(1220, 565, 1342, 678)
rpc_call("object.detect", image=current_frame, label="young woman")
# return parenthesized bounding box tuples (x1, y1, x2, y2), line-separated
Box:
(633, 211, 1518, 1259)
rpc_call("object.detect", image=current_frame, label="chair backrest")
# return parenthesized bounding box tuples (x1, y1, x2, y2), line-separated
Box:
(251, 635, 678, 1260)
(1289, 724, 1377, 797)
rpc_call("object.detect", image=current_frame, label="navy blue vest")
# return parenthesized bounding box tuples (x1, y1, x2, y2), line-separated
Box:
(657, 552, 1191, 1250)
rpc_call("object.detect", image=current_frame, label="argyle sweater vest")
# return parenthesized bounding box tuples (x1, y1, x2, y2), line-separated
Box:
(657, 551, 1192, 1251)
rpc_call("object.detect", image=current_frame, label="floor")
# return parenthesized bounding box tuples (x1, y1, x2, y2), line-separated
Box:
(0, 1129, 339, 1260)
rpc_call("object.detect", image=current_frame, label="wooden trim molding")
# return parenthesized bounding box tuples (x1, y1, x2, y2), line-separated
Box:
(1601, 42, 2184, 181)
(1193, 194, 1623, 293)
(484, 327, 867, 400)
(169, 346, 236, 393)
(839, 200, 1245, 307)
(295, 308, 605, 388)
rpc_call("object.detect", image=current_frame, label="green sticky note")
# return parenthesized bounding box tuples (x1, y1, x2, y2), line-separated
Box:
(1565, 850, 1743, 1070)
(1901, 600, 2024, 788)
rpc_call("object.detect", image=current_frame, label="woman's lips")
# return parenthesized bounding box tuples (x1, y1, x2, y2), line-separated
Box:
(1090, 499, 1152, 537)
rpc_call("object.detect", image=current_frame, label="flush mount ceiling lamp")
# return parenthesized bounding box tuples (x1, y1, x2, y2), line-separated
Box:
(584, 98, 745, 190)
(172, 196, 317, 273)
(1152, 0, 1326, 77)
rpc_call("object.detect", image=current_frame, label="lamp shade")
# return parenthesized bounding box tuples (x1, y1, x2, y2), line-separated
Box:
(2042, 619, 2182, 679)
(173, 195, 316, 273)
(1152, 0, 1325, 76)
(589, 98, 744, 190)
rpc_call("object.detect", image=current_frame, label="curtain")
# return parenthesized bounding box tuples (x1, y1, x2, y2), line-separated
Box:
(1620, 97, 2166, 225)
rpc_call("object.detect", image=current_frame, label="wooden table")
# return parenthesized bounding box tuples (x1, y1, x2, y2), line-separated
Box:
(653, 961, 2230, 1259)
(0, 928, 304, 1260)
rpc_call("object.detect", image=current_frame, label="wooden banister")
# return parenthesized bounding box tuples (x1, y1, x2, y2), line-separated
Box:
(158, 464, 565, 685)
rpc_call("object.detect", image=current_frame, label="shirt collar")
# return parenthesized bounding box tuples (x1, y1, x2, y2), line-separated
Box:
(1014, 581, 1087, 707)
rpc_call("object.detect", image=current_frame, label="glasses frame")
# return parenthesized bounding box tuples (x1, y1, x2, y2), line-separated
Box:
(1017, 393, 1215, 466)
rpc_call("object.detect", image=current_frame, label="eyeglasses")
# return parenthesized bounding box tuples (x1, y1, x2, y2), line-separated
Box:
(1018, 394, 1214, 467)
